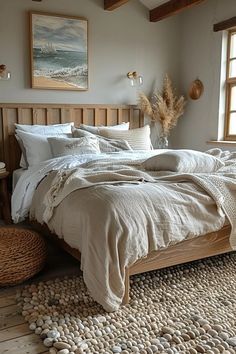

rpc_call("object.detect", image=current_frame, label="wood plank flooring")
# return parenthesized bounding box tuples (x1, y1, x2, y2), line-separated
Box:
(0, 287, 49, 354)
(0, 224, 82, 354)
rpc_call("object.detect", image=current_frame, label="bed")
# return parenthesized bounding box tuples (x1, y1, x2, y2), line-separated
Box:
(0, 103, 234, 311)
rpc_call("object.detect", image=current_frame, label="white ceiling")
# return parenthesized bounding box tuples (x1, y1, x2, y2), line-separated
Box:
(139, 0, 168, 10)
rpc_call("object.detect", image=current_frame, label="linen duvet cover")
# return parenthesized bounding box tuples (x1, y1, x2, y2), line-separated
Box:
(12, 150, 236, 311)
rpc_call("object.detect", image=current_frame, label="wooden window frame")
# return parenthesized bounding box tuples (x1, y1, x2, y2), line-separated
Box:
(225, 29, 236, 140)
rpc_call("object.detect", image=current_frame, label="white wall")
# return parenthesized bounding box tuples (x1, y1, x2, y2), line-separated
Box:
(171, 0, 236, 151)
(0, 0, 180, 104)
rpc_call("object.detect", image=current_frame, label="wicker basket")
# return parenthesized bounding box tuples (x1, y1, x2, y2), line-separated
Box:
(0, 227, 47, 286)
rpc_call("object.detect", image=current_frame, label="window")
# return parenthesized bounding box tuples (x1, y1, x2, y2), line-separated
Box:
(225, 29, 236, 139)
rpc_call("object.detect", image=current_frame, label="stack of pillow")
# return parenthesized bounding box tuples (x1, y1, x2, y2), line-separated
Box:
(15, 122, 153, 168)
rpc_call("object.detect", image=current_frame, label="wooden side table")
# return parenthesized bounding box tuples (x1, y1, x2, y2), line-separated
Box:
(0, 172, 11, 224)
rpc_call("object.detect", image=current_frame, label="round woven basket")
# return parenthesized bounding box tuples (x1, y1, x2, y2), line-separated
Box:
(0, 228, 47, 286)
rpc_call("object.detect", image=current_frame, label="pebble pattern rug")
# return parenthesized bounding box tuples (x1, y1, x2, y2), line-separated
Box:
(17, 252, 236, 354)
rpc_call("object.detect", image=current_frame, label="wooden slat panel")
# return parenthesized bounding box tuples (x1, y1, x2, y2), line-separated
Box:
(139, 111, 144, 128)
(85, 108, 95, 126)
(0, 333, 47, 353)
(129, 108, 134, 129)
(108, 109, 118, 126)
(94, 108, 99, 126)
(0, 109, 3, 163)
(32, 109, 47, 125)
(118, 109, 123, 124)
(131, 108, 141, 129)
(73, 109, 83, 127)
(60, 108, 74, 124)
(97, 109, 107, 126)
(0, 323, 31, 342)
(17, 109, 32, 124)
(6, 109, 17, 134)
(2, 109, 10, 172)
(82, 108, 87, 125)
(120, 109, 130, 123)
(46, 108, 61, 125)
(106, 108, 111, 126)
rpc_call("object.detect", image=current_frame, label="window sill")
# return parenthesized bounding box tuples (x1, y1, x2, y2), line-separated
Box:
(207, 140, 236, 146)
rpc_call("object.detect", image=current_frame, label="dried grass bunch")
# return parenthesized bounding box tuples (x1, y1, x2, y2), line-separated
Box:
(139, 74, 186, 136)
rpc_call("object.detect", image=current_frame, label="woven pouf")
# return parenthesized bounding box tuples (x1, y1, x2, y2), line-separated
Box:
(0, 228, 47, 286)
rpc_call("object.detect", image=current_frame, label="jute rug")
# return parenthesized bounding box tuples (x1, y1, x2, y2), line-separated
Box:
(17, 253, 236, 354)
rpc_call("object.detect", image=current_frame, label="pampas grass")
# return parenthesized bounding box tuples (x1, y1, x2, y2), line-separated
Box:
(139, 74, 186, 136)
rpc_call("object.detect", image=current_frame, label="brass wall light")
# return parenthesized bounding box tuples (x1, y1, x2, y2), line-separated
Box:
(127, 71, 143, 87)
(0, 65, 11, 80)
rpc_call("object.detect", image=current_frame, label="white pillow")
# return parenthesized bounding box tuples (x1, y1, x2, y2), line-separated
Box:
(15, 122, 74, 135)
(16, 130, 54, 166)
(48, 136, 100, 158)
(15, 123, 73, 168)
(80, 122, 129, 134)
(98, 125, 152, 151)
(143, 149, 225, 173)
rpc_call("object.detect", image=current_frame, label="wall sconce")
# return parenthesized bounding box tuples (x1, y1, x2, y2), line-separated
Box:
(127, 71, 143, 87)
(0, 65, 11, 80)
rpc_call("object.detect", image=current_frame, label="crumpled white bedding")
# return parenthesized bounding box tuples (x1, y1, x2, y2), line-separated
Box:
(12, 150, 167, 223)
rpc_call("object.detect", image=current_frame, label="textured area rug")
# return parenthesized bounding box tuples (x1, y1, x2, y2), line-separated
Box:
(17, 253, 236, 354)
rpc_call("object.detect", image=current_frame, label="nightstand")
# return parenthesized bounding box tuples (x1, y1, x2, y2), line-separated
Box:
(0, 172, 11, 224)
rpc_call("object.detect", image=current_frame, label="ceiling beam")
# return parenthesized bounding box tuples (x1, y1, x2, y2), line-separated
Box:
(104, 0, 129, 11)
(213, 17, 236, 32)
(150, 0, 205, 22)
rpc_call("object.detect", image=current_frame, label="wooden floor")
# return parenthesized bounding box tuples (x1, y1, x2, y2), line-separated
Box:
(0, 223, 82, 354)
(0, 286, 49, 354)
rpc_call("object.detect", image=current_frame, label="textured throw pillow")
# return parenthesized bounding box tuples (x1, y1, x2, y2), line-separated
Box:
(98, 125, 152, 151)
(79, 122, 129, 134)
(143, 149, 225, 173)
(48, 136, 100, 158)
(72, 128, 132, 152)
(16, 130, 53, 167)
(15, 123, 73, 168)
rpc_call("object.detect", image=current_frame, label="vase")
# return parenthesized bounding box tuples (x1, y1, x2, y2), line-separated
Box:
(157, 134, 169, 149)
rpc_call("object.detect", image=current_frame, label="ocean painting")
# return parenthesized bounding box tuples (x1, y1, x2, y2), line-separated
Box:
(30, 12, 88, 90)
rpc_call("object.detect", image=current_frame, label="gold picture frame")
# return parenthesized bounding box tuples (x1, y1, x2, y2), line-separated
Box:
(30, 11, 88, 91)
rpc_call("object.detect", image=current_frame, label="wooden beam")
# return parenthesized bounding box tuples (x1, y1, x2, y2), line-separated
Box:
(104, 0, 129, 11)
(214, 17, 236, 32)
(150, 0, 205, 22)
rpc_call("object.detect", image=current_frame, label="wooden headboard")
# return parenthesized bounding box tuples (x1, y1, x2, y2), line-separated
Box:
(0, 103, 143, 174)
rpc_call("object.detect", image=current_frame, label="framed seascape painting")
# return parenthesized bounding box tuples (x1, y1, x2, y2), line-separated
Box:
(30, 12, 88, 90)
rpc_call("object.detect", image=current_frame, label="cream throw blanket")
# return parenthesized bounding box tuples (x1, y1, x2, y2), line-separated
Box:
(43, 158, 236, 245)
(43, 159, 154, 222)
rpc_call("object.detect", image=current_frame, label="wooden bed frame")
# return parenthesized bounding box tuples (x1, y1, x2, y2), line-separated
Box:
(0, 102, 233, 305)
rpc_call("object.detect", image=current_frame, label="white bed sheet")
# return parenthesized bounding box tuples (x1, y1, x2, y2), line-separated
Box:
(12, 168, 27, 191)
